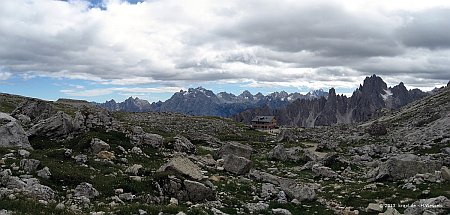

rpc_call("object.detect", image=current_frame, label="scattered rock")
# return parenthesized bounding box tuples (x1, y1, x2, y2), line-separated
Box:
(245, 202, 269, 213)
(90, 138, 110, 154)
(312, 164, 339, 178)
(129, 126, 163, 148)
(173, 135, 196, 154)
(0, 112, 32, 149)
(441, 166, 450, 181)
(183, 180, 215, 202)
(74, 154, 88, 164)
(366, 203, 383, 212)
(27, 111, 77, 139)
(37, 167, 51, 179)
(404, 196, 450, 215)
(74, 182, 99, 199)
(18, 149, 31, 157)
(19, 159, 40, 173)
(223, 154, 252, 175)
(371, 154, 442, 181)
(217, 142, 252, 159)
(125, 164, 143, 175)
(11, 100, 56, 123)
(272, 208, 292, 215)
(268, 144, 288, 161)
(157, 156, 204, 181)
(366, 122, 388, 136)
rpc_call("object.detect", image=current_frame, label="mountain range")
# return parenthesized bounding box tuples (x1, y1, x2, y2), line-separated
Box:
(97, 88, 329, 117)
(234, 75, 429, 127)
(97, 75, 432, 127)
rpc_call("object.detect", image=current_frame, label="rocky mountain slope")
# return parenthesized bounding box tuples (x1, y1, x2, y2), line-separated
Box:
(0, 85, 449, 215)
(97, 88, 328, 117)
(234, 75, 428, 127)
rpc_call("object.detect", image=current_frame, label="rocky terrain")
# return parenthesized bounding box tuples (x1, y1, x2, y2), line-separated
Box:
(0, 82, 449, 215)
(96, 88, 328, 117)
(234, 75, 428, 127)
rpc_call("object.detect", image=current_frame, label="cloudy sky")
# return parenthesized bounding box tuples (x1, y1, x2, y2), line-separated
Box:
(0, 0, 449, 102)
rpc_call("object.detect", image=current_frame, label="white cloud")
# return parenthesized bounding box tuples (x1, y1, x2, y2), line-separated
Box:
(0, 0, 449, 90)
(0, 71, 12, 81)
(60, 86, 183, 97)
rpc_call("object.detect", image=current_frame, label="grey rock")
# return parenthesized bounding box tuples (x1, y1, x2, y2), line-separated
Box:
(441, 166, 450, 181)
(183, 180, 216, 202)
(74, 154, 88, 164)
(366, 122, 388, 136)
(280, 180, 316, 201)
(129, 126, 163, 148)
(217, 142, 252, 159)
(11, 100, 56, 123)
(125, 164, 143, 175)
(366, 203, 383, 212)
(261, 183, 278, 198)
(173, 135, 196, 154)
(223, 154, 252, 175)
(90, 138, 110, 154)
(0, 112, 32, 149)
(18, 149, 31, 157)
(27, 111, 77, 139)
(118, 193, 135, 201)
(37, 167, 51, 179)
(157, 156, 204, 181)
(19, 159, 40, 173)
(131, 147, 143, 154)
(0, 209, 13, 215)
(22, 178, 55, 201)
(404, 196, 450, 215)
(245, 202, 269, 213)
(277, 191, 288, 204)
(373, 154, 442, 181)
(312, 164, 339, 178)
(272, 208, 292, 215)
(268, 144, 288, 161)
(74, 182, 99, 199)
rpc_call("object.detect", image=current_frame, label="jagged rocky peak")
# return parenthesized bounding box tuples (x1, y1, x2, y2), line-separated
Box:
(359, 74, 388, 94)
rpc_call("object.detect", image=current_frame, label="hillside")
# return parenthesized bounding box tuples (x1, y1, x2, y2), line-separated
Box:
(0, 89, 449, 215)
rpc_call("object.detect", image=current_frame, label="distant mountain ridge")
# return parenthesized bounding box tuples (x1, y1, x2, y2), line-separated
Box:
(233, 75, 429, 127)
(96, 88, 329, 117)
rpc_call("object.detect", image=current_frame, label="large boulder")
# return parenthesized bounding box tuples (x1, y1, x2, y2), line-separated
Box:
(370, 154, 442, 181)
(129, 126, 163, 148)
(27, 111, 77, 139)
(11, 100, 56, 123)
(366, 122, 388, 136)
(74, 182, 99, 199)
(157, 156, 204, 181)
(183, 180, 216, 202)
(0, 112, 32, 149)
(268, 144, 288, 161)
(279, 179, 316, 201)
(19, 159, 41, 173)
(404, 196, 450, 215)
(216, 142, 252, 159)
(0, 171, 55, 201)
(223, 154, 252, 175)
(90, 138, 110, 154)
(173, 135, 196, 154)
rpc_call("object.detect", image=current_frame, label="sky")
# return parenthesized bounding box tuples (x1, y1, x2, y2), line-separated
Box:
(0, 0, 449, 102)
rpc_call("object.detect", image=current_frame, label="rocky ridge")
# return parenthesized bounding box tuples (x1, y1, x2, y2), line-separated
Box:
(234, 75, 428, 127)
